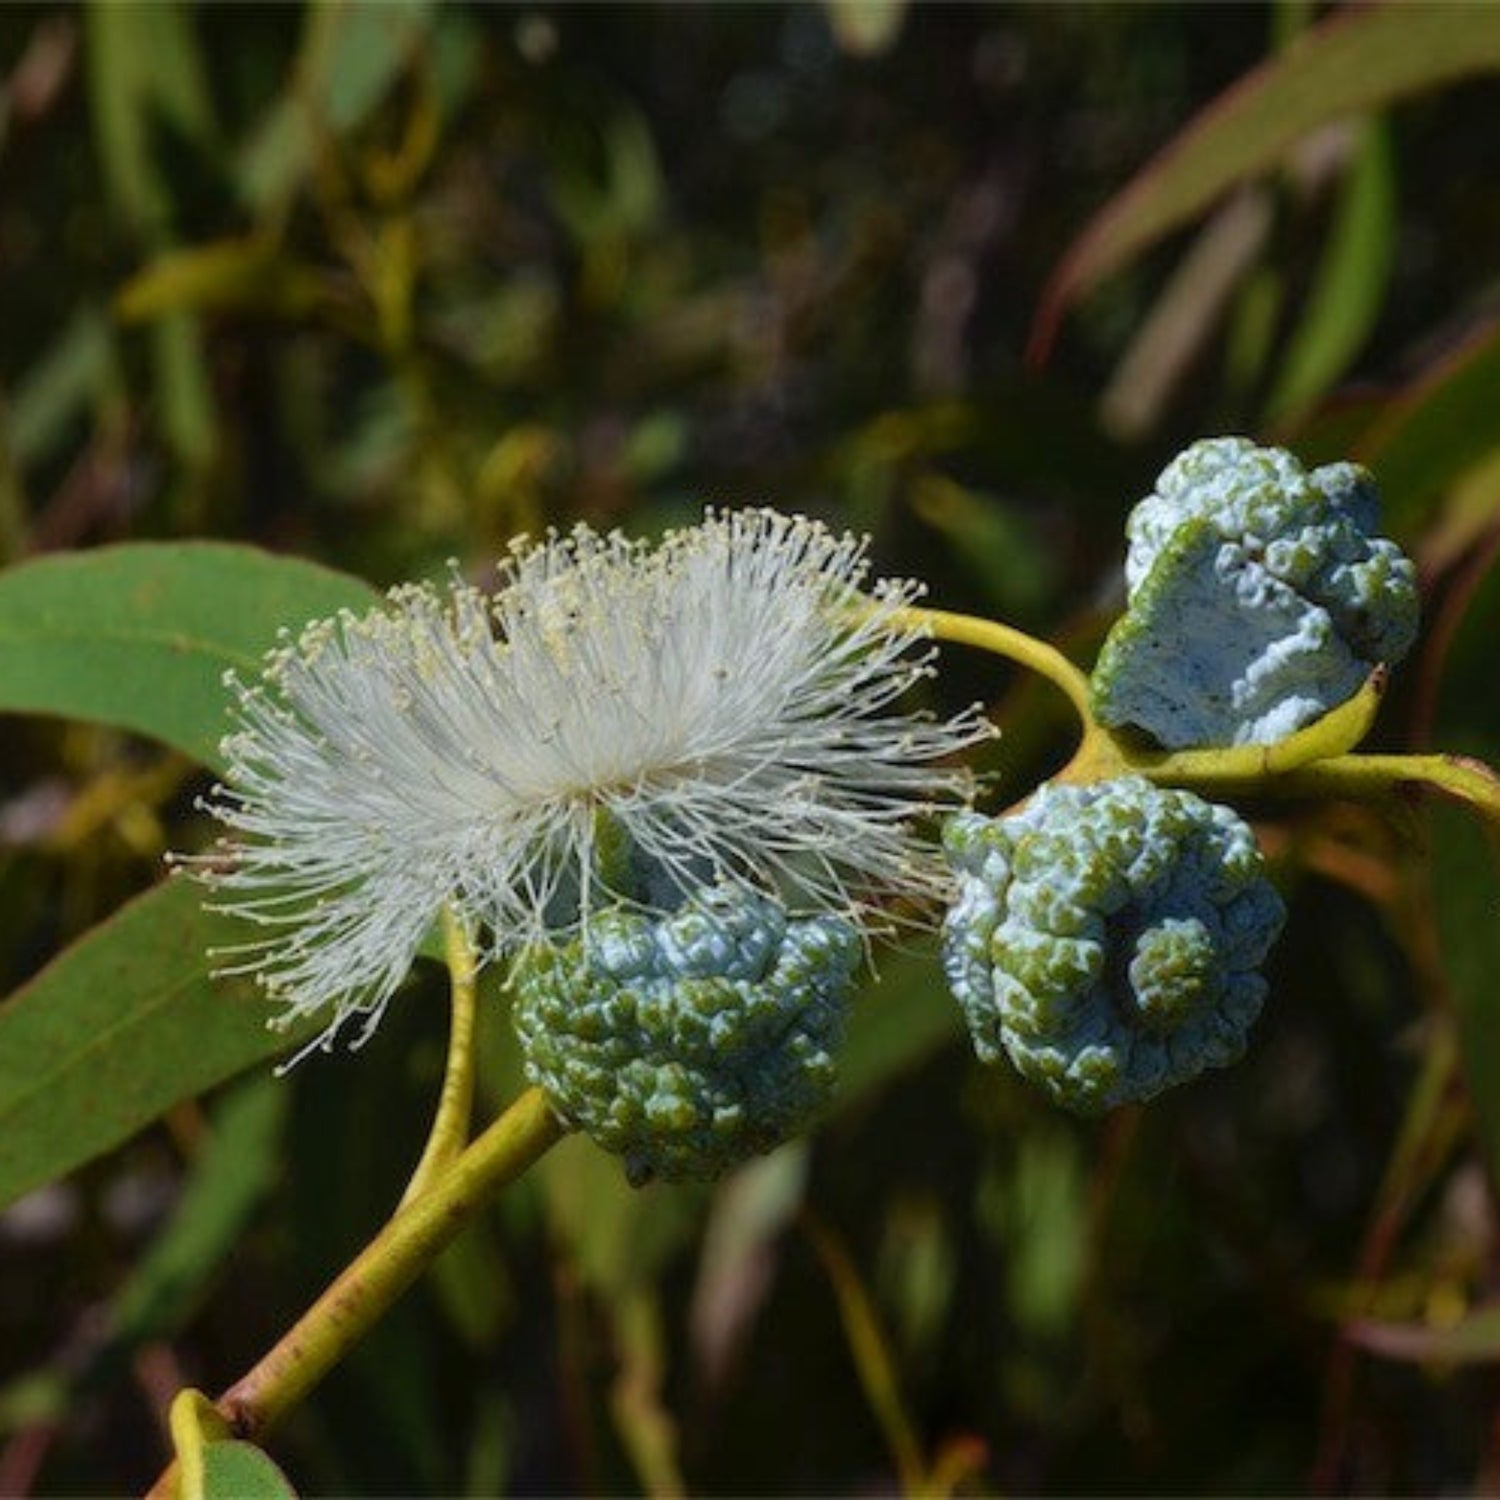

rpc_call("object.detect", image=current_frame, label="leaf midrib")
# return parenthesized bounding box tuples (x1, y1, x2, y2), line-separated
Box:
(0, 620, 268, 675)
(0, 962, 237, 1131)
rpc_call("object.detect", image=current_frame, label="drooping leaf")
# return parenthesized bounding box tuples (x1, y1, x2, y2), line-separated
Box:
(1348, 1303, 1500, 1366)
(689, 1147, 809, 1386)
(1264, 118, 1396, 423)
(538, 1133, 704, 1296)
(0, 542, 379, 771)
(0, 877, 312, 1212)
(84, 0, 217, 237)
(1030, 3, 1500, 360)
(237, 0, 435, 212)
(1098, 186, 1273, 440)
(84, 0, 220, 469)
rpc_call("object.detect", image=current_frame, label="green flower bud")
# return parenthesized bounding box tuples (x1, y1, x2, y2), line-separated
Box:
(512, 884, 860, 1184)
(943, 777, 1284, 1114)
(1091, 436, 1419, 749)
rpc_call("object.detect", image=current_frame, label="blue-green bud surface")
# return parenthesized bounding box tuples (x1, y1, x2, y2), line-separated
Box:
(512, 884, 860, 1184)
(1091, 436, 1419, 748)
(942, 776, 1285, 1114)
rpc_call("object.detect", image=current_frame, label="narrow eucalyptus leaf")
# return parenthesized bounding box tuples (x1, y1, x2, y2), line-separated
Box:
(0, 543, 378, 770)
(0, 879, 314, 1212)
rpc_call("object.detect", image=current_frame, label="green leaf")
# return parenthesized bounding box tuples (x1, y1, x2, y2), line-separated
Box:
(1358, 323, 1500, 532)
(0, 877, 311, 1212)
(0, 542, 379, 771)
(1099, 187, 1274, 440)
(1264, 119, 1396, 423)
(1030, 3, 1500, 359)
(237, 0, 434, 212)
(201, 1439, 299, 1499)
(910, 475, 1059, 618)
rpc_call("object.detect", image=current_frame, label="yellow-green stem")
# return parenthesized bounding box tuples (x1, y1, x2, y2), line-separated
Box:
(399, 907, 479, 1209)
(894, 604, 1094, 729)
(145, 1088, 567, 1497)
(221, 1087, 564, 1438)
(1258, 753, 1500, 831)
(1135, 748, 1500, 839)
(1105, 670, 1389, 789)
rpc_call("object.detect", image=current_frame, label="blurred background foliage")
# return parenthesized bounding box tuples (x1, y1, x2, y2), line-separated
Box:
(5, 2, 1500, 1493)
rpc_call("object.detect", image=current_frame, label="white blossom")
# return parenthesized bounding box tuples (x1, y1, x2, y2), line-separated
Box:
(192, 509, 992, 1050)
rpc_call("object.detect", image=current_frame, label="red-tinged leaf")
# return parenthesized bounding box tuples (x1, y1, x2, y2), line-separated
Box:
(1030, 4, 1500, 363)
(1348, 1304, 1500, 1366)
(1358, 321, 1500, 532)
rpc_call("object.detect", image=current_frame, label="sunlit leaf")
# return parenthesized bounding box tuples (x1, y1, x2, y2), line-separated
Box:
(1030, 3, 1500, 360)
(822, 0, 908, 55)
(0, 542, 379, 770)
(0, 878, 311, 1213)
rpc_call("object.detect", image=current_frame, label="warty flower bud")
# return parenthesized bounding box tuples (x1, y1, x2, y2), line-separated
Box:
(942, 776, 1285, 1114)
(512, 882, 860, 1183)
(1090, 436, 1419, 749)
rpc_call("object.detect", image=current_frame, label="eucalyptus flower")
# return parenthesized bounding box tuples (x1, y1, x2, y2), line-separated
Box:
(194, 510, 991, 1050)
